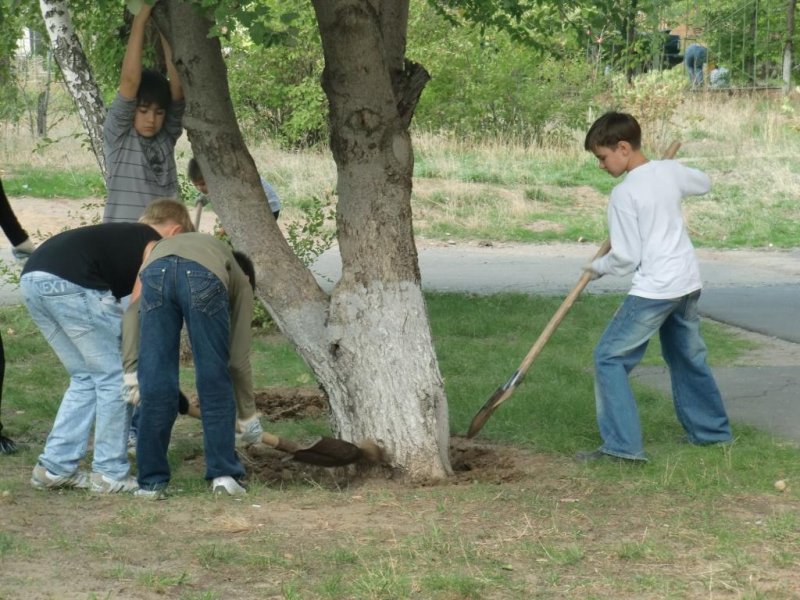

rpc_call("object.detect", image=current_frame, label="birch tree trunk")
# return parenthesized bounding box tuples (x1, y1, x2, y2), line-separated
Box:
(39, 0, 106, 177)
(159, 0, 451, 480)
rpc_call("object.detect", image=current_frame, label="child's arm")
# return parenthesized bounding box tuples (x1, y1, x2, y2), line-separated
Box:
(160, 32, 184, 102)
(229, 273, 257, 422)
(119, 2, 154, 100)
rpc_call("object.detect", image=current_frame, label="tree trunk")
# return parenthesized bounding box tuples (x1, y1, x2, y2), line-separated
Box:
(783, 0, 797, 95)
(623, 0, 638, 83)
(161, 0, 451, 481)
(36, 52, 52, 137)
(39, 0, 106, 177)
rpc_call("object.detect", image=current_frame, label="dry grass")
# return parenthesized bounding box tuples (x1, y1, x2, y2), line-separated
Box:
(3, 87, 800, 249)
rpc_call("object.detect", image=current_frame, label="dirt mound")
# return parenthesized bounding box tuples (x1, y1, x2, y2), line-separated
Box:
(241, 438, 529, 488)
(240, 387, 532, 486)
(449, 436, 527, 483)
(253, 386, 328, 420)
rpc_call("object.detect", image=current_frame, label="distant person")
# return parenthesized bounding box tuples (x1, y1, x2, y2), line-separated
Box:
(684, 44, 707, 86)
(709, 64, 731, 89)
(578, 111, 732, 462)
(21, 199, 192, 492)
(122, 233, 260, 498)
(187, 157, 281, 220)
(103, 1, 184, 223)
(0, 178, 35, 454)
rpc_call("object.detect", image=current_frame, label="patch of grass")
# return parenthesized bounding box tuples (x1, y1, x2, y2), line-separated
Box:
(3, 166, 105, 198)
(0, 531, 19, 557)
(421, 571, 486, 598)
(195, 543, 242, 568)
(137, 570, 190, 592)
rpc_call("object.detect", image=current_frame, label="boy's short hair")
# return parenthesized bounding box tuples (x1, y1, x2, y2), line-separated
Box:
(232, 250, 256, 291)
(138, 69, 171, 110)
(140, 198, 194, 233)
(187, 157, 203, 183)
(584, 111, 642, 152)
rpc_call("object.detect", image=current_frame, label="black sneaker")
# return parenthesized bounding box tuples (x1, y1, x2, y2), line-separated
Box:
(0, 434, 17, 454)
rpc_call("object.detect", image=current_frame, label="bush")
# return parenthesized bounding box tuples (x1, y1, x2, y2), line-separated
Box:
(608, 67, 685, 150)
(409, 5, 606, 145)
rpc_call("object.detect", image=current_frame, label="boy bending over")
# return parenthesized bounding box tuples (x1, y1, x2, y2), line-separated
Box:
(123, 233, 261, 498)
(21, 199, 192, 492)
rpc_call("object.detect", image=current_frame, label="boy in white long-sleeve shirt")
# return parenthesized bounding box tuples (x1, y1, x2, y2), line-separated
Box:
(578, 112, 731, 462)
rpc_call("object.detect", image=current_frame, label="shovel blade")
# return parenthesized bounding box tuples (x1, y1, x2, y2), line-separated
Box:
(290, 437, 363, 467)
(466, 385, 510, 438)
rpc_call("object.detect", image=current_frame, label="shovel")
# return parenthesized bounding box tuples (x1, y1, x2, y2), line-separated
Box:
(193, 196, 209, 231)
(180, 392, 380, 467)
(466, 141, 682, 438)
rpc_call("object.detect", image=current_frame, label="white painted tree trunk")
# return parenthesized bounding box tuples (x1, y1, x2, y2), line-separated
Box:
(39, 0, 106, 177)
(159, 0, 451, 480)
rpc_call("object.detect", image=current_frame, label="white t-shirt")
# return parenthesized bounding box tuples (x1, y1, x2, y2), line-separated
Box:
(591, 159, 711, 299)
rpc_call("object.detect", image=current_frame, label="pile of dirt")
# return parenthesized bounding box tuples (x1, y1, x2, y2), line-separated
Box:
(239, 387, 529, 487)
(253, 386, 328, 420)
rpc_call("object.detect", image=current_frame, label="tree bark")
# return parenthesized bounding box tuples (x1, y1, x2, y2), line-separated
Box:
(162, 0, 451, 480)
(39, 0, 106, 177)
(783, 0, 797, 95)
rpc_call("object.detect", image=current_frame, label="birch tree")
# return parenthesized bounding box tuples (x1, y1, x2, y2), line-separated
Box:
(39, 0, 106, 177)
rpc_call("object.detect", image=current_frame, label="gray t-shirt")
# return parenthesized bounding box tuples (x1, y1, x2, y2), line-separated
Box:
(193, 176, 281, 216)
(102, 93, 185, 223)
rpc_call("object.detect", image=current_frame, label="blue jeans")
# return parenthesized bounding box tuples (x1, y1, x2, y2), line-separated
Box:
(593, 291, 732, 460)
(136, 257, 244, 489)
(685, 44, 707, 86)
(20, 272, 132, 479)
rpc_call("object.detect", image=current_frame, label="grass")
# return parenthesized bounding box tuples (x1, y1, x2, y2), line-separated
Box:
(1, 165, 105, 199)
(1, 293, 799, 599)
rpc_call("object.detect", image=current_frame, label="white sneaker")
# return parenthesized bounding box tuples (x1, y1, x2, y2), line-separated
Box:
(30, 464, 90, 490)
(91, 472, 139, 493)
(212, 476, 246, 496)
(133, 487, 167, 500)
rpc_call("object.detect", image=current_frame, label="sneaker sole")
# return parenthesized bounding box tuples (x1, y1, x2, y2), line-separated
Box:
(30, 475, 90, 490)
(212, 485, 245, 496)
(134, 491, 167, 500)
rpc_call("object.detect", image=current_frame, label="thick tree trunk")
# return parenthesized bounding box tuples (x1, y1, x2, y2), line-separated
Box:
(162, 0, 451, 480)
(39, 0, 106, 177)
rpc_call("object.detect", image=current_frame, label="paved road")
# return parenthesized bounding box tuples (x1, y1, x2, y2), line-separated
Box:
(312, 242, 800, 341)
(311, 241, 800, 443)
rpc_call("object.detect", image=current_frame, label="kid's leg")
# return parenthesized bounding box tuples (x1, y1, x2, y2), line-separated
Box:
(659, 291, 732, 445)
(0, 331, 16, 454)
(20, 274, 99, 479)
(593, 295, 673, 460)
(179, 261, 244, 482)
(136, 258, 183, 491)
